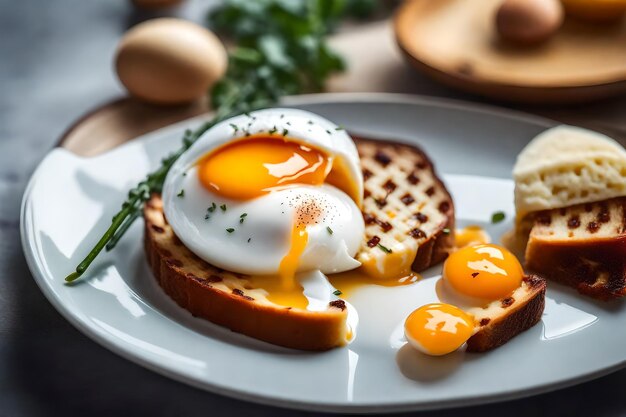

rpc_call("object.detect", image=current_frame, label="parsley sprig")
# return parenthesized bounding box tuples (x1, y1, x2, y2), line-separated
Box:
(65, 0, 375, 282)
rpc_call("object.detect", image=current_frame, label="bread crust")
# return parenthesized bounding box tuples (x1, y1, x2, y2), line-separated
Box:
(144, 196, 348, 351)
(354, 137, 455, 272)
(526, 199, 626, 300)
(467, 275, 546, 352)
(527, 236, 626, 300)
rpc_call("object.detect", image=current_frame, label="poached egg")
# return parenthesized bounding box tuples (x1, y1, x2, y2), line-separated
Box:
(162, 108, 365, 287)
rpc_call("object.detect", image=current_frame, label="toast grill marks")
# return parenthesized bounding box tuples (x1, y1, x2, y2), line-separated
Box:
(355, 138, 454, 275)
(526, 197, 626, 300)
(466, 275, 546, 352)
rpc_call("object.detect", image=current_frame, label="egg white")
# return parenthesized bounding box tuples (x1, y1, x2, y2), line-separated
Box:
(171, 107, 363, 204)
(162, 108, 365, 276)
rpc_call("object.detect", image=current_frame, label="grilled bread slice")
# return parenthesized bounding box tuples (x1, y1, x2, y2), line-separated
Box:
(355, 138, 455, 278)
(466, 275, 546, 352)
(526, 197, 626, 300)
(145, 195, 349, 351)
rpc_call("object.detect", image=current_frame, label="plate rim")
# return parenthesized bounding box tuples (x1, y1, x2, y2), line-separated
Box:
(21, 92, 626, 413)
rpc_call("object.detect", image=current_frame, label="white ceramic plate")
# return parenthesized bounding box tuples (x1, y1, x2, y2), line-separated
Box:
(21, 94, 626, 413)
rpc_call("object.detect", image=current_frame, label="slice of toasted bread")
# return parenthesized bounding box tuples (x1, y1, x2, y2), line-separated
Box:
(466, 275, 546, 352)
(525, 198, 626, 300)
(145, 195, 349, 351)
(355, 138, 455, 278)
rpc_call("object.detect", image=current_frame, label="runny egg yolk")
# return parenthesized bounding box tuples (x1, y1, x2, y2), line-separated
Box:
(197, 136, 362, 293)
(244, 274, 309, 310)
(279, 223, 309, 290)
(198, 137, 329, 201)
(443, 244, 523, 300)
(404, 303, 474, 356)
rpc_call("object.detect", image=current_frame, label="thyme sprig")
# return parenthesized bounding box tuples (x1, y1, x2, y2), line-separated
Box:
(65, 0, 376, 282)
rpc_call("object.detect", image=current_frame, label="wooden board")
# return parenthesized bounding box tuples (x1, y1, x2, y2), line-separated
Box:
(394, 0, 626, 104)
(60, 97, 209, 157)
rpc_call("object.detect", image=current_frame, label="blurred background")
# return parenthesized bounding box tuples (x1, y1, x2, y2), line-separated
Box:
(1, 0, 625, 415)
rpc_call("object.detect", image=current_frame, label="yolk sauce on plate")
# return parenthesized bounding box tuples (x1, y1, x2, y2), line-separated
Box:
(455, 225, 490, 248)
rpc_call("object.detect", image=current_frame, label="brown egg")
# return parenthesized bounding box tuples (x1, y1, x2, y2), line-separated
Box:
(495, 0, 564, 45)
(115, 18, 228, 105)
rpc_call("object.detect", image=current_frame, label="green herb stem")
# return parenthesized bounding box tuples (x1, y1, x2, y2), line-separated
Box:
(105, 208, 142, 252)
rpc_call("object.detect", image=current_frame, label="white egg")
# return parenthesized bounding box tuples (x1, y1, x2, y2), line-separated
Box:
(162, 108, 365, 276)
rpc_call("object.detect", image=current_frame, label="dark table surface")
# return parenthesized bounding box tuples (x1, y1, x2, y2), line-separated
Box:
(1, 1, 625, 416)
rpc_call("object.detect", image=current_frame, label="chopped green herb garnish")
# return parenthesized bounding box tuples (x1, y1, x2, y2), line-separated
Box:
(335, 126, 345, 131)
(286, 121, 291, 126)
(269, 126, 277, 134)
(326, 129, 332, 135)
(326, 226, 333, 235)
(247, 237, 251, 243)
(333, 289, 342, 296)
(491, 211, 506, 224)
(307, 120, 313, 125)
(229, 123, 239, 132)
(182, 172, 187, 177)
(204, 214, 210, 220)
(177, 189, 185, 198)
(282, 128, 289, 136)
(226, 228, 235, 233)
(221, 204, 227, 212)
(208, 202, 217, 213)
(442, 228, 451, 235)
(239, 212, 248, 223)
(377, 243, 392, 254)
(280, 114, 285, 119)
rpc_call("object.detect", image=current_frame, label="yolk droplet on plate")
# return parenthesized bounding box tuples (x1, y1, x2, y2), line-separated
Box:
(455, 225, 490, 249)
(443, 244, 523, 300)
(404, 303, 474, 356)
